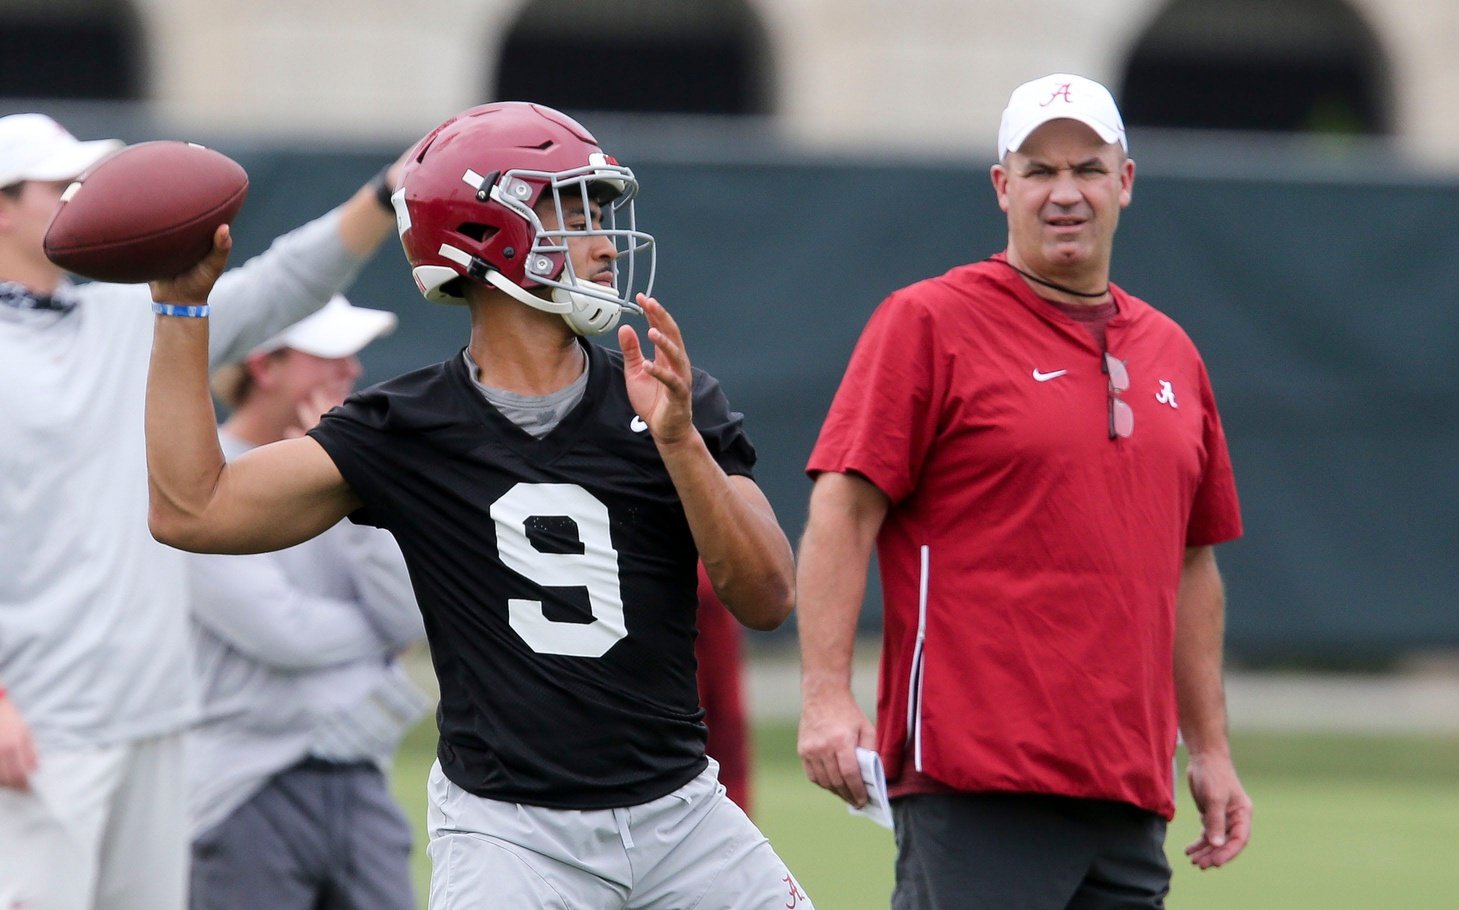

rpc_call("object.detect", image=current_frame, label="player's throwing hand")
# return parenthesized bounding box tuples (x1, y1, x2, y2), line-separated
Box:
(149, 224, 233, 307)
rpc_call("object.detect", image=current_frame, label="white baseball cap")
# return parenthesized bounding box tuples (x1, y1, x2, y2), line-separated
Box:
(212, 296, 397, 407)
(997, 73, 1127, 160)
(0, 113, 123, 187)
(252, 295, 398, 359)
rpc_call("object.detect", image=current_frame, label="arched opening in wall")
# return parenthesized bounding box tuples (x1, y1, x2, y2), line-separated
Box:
(1120, 0, 1390, 135)
(494, 0, 772, 115)
(0, 1, 144, 100)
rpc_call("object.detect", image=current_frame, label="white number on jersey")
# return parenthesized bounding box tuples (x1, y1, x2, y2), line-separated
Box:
(490, 482, 627, 658)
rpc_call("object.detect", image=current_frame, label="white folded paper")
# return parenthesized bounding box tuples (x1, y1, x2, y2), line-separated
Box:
(848, 747, 894, 830)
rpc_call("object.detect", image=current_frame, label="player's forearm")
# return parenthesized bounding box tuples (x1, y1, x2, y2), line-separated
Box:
(797, 473, 885, 700)
(1174, 546, 1234, 758)
(146, 312, 229, 550)
(656, 433, 794, 630)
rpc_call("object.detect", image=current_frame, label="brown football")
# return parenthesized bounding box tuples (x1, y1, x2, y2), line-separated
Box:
(43, 140, 249, 284)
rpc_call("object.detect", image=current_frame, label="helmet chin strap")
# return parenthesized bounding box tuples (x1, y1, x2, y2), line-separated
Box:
(551, 287, 626, 336)
(482, 269, 625, 336)
(483, 270, 570, 314)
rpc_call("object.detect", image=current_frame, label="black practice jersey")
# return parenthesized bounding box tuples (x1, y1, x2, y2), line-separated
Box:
(308, 341, 755, 809)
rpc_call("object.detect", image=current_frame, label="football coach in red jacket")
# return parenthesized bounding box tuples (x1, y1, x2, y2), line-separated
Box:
(796, 72, 1251, 910)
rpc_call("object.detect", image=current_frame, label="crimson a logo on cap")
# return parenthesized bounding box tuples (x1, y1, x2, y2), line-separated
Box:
(1040, 83, 1075, 107)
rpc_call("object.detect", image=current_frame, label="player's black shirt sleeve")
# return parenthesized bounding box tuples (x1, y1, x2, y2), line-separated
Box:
(308, 341, 756, 808)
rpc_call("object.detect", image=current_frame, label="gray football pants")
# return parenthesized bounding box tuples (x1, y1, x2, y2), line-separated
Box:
(426, 758, 814, 910)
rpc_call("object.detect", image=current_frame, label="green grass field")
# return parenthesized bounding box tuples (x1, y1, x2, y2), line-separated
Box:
(392, 721, 1459, 909)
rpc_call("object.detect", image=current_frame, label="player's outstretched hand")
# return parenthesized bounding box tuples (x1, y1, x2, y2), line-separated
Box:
(0, 695, 38, 791)
(798, 688, 877, 808)
(1184, 751, 1252, 869)
(149, 223, 233, 306)
(617, 294, 693, 444)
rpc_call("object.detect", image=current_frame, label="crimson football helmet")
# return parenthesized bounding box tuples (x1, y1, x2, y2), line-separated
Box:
(393, 102, 655, 335)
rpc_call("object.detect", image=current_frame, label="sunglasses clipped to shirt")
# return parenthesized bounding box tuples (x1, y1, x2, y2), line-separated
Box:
(1103, 352, 1133, 440)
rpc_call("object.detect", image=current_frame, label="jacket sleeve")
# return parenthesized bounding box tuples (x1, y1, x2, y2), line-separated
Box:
(336, 523, 425, 652)
(186, 547, 391, 670)
(204, 208, 370, 370)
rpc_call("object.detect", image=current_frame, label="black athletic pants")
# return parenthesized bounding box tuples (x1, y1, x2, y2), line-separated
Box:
(891, 791, 1171, 910)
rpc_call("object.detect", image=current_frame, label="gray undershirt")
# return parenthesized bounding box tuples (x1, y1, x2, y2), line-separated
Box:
(464, 349, 588, 437)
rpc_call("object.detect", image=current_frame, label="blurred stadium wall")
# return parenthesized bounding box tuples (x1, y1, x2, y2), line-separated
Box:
(4, 0, 1456, 663)
(6, 0, 1459, 167)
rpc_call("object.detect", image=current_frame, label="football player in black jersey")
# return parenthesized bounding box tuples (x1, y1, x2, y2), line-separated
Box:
(143, 103, 815, 908)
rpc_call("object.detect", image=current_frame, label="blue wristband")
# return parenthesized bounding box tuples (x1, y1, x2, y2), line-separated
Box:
(152, 302, 210, 318)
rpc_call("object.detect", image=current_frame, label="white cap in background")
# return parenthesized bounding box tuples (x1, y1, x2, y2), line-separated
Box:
(251, 295, 398, 359)
(997, 73, 1127, 160)
(0, 113, 123, 186)
(211, 296, 398, 407)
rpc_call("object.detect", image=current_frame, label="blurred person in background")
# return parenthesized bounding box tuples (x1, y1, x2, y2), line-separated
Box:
(187, 297, 429, 910)
(0, 111, 402, 910)
(796, 73, 1250, 909)
(141, 101, 812, 910)
(695, 561, 753, 814)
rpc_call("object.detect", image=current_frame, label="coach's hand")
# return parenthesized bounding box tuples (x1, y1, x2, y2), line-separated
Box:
(1185, 750, 1252, 868)
(0, 693, 38, 790)
(798, 687, 876, 808)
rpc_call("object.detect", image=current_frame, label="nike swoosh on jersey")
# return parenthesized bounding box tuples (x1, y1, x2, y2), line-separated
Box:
(1032, 369, 1068, 382)
(630, 416, 649, 433)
